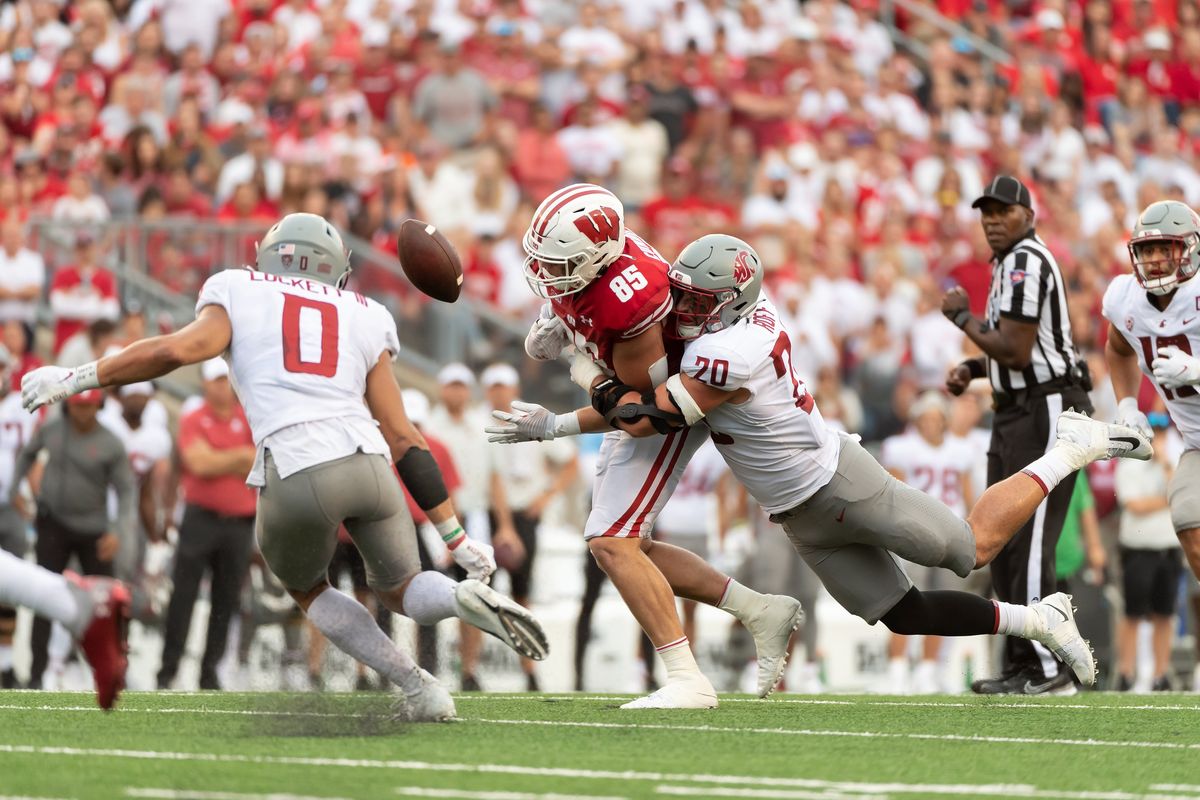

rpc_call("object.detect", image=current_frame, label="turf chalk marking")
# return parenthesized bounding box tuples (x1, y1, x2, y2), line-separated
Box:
(395, 789, 629, 800)
(125, 790, 353, 800)
(452, 696, 1200, 713)
(656, 787, 875, 800)
(469, 716, 1200, 751)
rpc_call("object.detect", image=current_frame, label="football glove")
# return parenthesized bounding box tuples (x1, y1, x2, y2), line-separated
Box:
(448, 536, 496, 584)
(1151, 345, 1200, 390)
(524, 304, 571, 361)
(21, 363, 99, 413)
(486, 401, 580, 443)
(1115, 397, 1152, 440)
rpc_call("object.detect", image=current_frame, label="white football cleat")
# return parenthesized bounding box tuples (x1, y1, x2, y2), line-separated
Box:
(396, 669, 456, 722)
(454, 579, 549, 661)
(620, 675, 718, 709)
(1028, 592, 1095, 686)
(1056, 411, 1152, 462)
(744, 594, 805, 698)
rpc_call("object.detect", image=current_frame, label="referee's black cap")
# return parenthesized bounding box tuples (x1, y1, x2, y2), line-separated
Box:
(972, 175, 1033, 210)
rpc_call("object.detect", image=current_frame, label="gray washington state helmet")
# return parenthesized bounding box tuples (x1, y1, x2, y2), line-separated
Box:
(668, 234, 764, 339)
(255, 213, 353, 288)
(1128, 200, 1200, 295)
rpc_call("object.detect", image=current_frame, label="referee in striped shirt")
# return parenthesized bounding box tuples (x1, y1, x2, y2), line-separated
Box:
(942, 175, 1092, 695)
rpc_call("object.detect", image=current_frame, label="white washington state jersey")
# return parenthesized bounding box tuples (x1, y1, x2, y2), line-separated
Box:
(0, 392, 36, 499)
(656, 438, 728, 536)
(100, 412, 173, 477)
(1102, 272, 1200, 450)
(197, 268, 399, 485)
(681, 295, 840, 514)
(879, 431, 973, 517)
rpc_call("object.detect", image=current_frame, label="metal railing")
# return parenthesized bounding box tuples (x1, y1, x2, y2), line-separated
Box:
(878, 0, 1012, 73)
(25, 218, 583, 409)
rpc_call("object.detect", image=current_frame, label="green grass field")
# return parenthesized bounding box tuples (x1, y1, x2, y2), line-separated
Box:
(1, 691, 1199, 800)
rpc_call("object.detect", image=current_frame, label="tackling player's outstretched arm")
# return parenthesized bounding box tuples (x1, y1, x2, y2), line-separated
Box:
(21, 306, 233, 412)
(619, 371, 749, 439)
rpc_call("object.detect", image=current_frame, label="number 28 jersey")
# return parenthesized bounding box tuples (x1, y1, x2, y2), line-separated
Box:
(197, 268, 400, 485)
(550, 229, 673, 375)
(1102, 272, 1200, 450)
(681, 294, 840, 514)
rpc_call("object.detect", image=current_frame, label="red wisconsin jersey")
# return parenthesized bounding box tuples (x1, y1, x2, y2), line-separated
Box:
(550, 230, 673, 372)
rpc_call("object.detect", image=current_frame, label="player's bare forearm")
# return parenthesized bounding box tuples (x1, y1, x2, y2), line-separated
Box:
(365, 353, 430, 460)
(98, 307, 232, 386)
(611, 325, 668, 392)
(421, 498, 459, 526)
(1106, 324, 1143, 401)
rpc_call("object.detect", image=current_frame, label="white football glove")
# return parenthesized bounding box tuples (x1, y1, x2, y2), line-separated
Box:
(1115, 397, 1152, 440)
(448, 536, 496, 584)
(1151, 345, 1200, 390)
(21, 363, 98, 413)
(524, 304, 571, 361)
(485, 400, 580, 443)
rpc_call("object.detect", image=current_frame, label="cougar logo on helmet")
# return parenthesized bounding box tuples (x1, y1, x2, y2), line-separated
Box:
(733, 251, 754, 285)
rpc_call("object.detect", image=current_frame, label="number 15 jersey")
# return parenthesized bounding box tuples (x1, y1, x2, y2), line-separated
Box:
(681, 294, 840, 514)
(197, 268, 400, 486)
(1102, 272, 1200, 451)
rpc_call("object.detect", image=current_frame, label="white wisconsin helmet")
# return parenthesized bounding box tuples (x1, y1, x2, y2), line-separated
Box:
(1128, 200, 1200, 295)
(523, 183, 626, 298)
(256, 213, 352, 289)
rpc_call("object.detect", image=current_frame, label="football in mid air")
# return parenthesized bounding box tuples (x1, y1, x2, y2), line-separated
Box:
(397, 219, 464, 303)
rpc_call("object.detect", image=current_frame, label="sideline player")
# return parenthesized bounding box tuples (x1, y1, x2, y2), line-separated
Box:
(880, 392, 976, 693)
(0, 345, 36, 687)
(493, 234, 1155, 690)
(1102, 199, 1200, 583)
(21, 213, 548, 721)
(516, 184, 802, 708)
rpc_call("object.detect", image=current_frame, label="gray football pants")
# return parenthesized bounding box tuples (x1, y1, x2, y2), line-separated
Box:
(770, 433, 977, 624)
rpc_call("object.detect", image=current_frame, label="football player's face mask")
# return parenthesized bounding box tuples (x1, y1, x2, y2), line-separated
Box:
(1129, 235, 1195, 295)
(669, 282, 737, 340)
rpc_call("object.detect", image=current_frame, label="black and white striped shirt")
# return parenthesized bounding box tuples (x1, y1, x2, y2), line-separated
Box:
(984, 230, 1078, 393)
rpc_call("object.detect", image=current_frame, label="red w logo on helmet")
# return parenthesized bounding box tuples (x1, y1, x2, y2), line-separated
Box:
(733, 251, 754, 284)
(574, 207, 621, 244)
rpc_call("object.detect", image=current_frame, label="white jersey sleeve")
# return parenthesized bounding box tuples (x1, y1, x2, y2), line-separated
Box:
(682, 340, 755, 393)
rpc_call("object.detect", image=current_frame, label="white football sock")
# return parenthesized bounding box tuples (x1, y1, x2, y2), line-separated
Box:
(401, 571, 459, 625)
(717, 578, 765, 622)
(993, 601, 1037, 637)
(306, 587, 421, 694)
(1021, 445, 1086, 497)
(656, 636, 701, 682)
(0, 551, 85, 635)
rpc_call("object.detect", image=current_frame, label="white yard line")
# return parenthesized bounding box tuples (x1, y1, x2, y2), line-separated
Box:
(655, 787, 876, 800)
(468, 716, 1200, 751)
(453, 696, 1200, 713)
(654, 788, 1200, 800)
(125, 790, 354, 800)
(395, 789, 629, 800)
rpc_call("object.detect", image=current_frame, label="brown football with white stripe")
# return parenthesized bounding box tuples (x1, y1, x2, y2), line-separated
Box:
(397, 219, 464, 303)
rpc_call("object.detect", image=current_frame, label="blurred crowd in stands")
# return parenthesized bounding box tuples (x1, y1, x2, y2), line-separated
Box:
(1, 0, 1199, 691)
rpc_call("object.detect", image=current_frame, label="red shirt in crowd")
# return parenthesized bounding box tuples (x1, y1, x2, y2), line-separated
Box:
(50, 264, 119, 352)
(177, 400, 258, 518)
